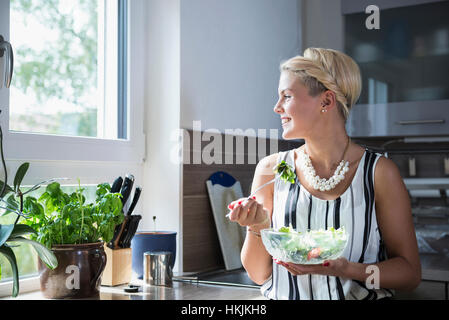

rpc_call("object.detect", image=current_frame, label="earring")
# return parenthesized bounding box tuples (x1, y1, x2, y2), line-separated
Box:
(321, 104, 327, 113)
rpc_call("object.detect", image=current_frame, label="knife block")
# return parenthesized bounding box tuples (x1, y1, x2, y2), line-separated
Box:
(101, 245, 132, 286)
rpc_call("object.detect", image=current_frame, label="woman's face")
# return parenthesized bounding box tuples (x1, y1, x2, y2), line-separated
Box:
(273, 72, 322, 140)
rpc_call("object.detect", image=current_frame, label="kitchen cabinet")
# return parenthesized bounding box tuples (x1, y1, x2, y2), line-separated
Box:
(343, 0, 449, 137)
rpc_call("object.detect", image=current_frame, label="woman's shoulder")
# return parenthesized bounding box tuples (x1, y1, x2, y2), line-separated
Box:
(255, 152, 280, 175)
(254, 149, 293, 179)
(373, 153, 404, 189)
(257, 148, 296, 169)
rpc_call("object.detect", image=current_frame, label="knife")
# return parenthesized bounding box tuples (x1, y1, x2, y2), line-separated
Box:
(107, 174, 134, 249)
(111, 176, 123, 193)
(118, 217, 132, 248)
(126, 215, 142, 248)
(126, 187, 141, 216)
(120, 215, 142, 248)
(112, 216, 131, 249)
(120, 174, 134, 208)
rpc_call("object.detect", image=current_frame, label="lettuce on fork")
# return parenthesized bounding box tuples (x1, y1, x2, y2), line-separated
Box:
(273, 161, 296, 184)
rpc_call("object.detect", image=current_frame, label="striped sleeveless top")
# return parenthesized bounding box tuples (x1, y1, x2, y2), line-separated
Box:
(260, 148, 394, 300)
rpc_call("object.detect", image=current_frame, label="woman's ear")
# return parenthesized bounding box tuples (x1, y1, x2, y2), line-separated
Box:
(320, 90, 337, 110)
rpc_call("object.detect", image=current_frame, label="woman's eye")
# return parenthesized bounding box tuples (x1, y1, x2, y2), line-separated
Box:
(284, 95, 291, 100)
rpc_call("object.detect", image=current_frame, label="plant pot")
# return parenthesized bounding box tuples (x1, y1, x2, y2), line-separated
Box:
(38, 242, 107, 299)
(131, 231, 177, 279)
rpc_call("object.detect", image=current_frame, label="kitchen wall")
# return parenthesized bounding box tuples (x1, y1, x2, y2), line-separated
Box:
(180, 0, 302, 136)
(142, 0, 303, 273)
(302, 0, 344, 51)
(141, 0, 182, 271)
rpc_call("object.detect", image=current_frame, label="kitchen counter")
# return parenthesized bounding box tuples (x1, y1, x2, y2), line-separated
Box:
(420, 254, 449, 282)
(3, 280, 266, 300)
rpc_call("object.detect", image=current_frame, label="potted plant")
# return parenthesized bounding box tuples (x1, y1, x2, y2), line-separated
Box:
(0, 163, 58, 298)
(18, 177, 124, 299)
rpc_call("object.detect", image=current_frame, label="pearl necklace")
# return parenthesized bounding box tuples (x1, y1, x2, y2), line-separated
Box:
(298, 138, 351, 192)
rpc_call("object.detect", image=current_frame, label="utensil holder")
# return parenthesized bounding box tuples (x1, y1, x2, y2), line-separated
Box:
(101, 245, 132, 286)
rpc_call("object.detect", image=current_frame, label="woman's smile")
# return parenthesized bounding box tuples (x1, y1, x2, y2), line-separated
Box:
(281, 117, 292, 125)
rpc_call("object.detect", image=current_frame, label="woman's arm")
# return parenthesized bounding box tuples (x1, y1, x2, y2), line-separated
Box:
(366, 156, 421, 290)
(280, 156, 421, 291)
(229, 154, 277, 285)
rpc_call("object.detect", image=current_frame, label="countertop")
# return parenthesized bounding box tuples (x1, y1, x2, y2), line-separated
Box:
(420, 254, 449, 282)
(3, 280, 266, 300)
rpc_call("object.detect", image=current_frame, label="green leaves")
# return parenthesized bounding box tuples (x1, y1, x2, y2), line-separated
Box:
(13, 162, 30, 193)
(273, 160, 297, 184)
(9, 237, 58, 270)
(9, 224, 37, 238)
(0, 180, 13, 197)
(22, 182, 123, 247)
(0, 246, 19, 297)
(0, 224, 58, 297)
(0, 224, 15, 247)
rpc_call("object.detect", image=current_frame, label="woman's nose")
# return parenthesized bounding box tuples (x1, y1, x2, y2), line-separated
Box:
(273, 99, 283, 114)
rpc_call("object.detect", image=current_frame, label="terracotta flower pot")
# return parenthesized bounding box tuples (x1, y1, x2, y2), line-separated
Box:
(38, 242, 107, 299)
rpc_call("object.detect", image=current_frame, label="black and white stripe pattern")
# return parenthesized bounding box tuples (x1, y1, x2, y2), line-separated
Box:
(261, 148, 394, 300)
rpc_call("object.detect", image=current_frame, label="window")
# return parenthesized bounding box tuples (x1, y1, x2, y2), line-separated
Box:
(9, 0, 128, 139)
(0, 0, 146, 296)
(0, 0, 145, 163)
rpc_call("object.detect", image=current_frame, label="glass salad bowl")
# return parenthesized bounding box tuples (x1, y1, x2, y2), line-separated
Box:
(260, 227, 349, 265)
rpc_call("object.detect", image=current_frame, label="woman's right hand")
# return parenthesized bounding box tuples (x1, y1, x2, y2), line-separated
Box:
(227, 197, 270, 232)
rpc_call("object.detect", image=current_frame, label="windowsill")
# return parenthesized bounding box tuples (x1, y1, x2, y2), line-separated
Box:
(0, 275, 40, 299)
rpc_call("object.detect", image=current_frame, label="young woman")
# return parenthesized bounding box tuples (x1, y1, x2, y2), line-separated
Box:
(227, 48, 421, 300)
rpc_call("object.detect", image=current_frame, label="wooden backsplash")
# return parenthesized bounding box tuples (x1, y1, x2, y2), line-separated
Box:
(182, 131, 449, 272)
(182, 129, 300, 272)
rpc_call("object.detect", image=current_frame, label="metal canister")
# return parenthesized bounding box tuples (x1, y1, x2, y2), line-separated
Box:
(143, 251, 173, 287)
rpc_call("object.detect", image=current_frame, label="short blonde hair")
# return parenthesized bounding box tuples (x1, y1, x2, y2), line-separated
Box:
(280, 48, 362, 121)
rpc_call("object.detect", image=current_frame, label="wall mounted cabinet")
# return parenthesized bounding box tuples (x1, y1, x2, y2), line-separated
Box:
(343, 0, 449, 137)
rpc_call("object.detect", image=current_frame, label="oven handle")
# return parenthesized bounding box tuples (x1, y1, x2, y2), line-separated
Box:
(396, 119, 445, 125)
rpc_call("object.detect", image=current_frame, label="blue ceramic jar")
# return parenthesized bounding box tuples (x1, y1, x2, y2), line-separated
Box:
(131, 231, 177, 279)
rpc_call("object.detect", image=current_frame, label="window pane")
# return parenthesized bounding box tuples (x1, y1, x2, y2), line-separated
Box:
(9, 0, 125, 139)
(0, 184, 97, 282)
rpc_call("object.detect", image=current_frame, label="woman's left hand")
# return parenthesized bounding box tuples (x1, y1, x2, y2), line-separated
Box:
(274, 257, 350, 278)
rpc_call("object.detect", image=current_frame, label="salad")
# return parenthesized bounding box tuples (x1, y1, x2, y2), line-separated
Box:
(261, 226, 348, 264)
(273, 160, 296, 184)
